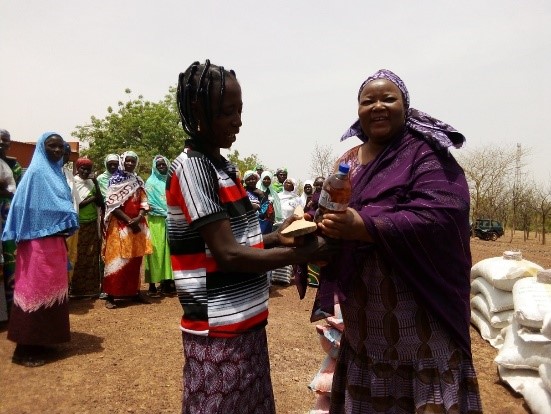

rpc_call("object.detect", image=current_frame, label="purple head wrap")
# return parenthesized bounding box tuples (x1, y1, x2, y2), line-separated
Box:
(340, 69, 465, 151)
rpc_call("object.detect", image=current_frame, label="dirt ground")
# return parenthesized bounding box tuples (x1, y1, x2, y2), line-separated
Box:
(1, 231, 550, 414)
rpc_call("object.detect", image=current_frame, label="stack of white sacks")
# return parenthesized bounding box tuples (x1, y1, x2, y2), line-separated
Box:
(470, 252, 551, 414)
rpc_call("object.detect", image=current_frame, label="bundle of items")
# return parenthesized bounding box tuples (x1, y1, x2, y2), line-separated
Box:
(470, 251, 543, 348)
(308, 304, 344, 414)
(494, 269, 551, 414)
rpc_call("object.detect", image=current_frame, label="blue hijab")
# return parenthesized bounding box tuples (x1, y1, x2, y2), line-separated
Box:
(2, 132, 79, 242)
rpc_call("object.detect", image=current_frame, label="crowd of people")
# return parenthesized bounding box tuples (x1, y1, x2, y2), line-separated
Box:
(0, 61, 484, 414)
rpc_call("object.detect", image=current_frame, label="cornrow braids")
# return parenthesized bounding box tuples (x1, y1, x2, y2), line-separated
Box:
(176, 59, 237, 145)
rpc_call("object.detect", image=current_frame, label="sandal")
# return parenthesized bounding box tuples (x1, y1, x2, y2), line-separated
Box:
(12, 354, 46, 367)
(105, 296, 117, 309)
(12, 345, 46, 367)
(132, 294, 151, 304)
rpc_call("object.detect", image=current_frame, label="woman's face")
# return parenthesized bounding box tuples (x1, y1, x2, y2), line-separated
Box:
(44, 135, 65, 163)
(358, 79, 406, 145)
(283, 180, 294, 192)
(124, 156, 137, 173)
(106, 160, 119, 174)
(77, 164, 92, 179)
(156, 159, 168, 175)
(303, 184, 313, 195)
(244, 174, 258, 189)
(313, 178, 324, 193)
(262, 176, 271, 187)
(196, 77, 243, 152)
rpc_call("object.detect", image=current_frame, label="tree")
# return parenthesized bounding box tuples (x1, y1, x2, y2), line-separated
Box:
(534, 181, 551, 245)
(456, 145, 519, 224)
(72, 87, 187, 178)
(310, 143, 337, 179)
(226, 150, 262, 177)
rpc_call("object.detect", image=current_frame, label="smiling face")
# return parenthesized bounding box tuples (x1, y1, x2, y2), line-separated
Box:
(77, 164, 92, 179)
(124, 156, 137, 173)
(194, 77, 243, 156)
(156, 158, 168, 175)
(244, 174, 258, 189)
(44, 135, 65, 163)
(358, 79, 406, 146)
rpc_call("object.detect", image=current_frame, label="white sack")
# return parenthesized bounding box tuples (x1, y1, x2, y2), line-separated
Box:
(471, 256, 543, 291)
(470, 309, 504, 349)
(513, 277, 551, 330)
(471, 277, 513, 313)
(498, 366, 551, 414)
(470, 293, 512, 329)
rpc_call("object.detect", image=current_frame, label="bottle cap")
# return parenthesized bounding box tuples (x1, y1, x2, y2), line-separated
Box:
(338, 162, 350, 175)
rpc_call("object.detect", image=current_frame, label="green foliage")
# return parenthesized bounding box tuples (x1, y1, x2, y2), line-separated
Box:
(72, 87, 187, 177)
(226, 150, 262, 177)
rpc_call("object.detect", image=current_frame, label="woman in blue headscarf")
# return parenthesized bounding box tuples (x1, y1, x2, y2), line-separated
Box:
(144, 155, 174, 296)
(2, 132, 79, 367)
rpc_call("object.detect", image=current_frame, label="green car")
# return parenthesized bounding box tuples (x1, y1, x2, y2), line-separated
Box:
(473, 219, 504, 241)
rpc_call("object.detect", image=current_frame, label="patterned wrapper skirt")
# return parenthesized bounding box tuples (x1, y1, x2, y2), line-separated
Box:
(182, 329, 275, 414)
(329, 252, 483, 414)
(7, 237, 70, 345)
(71, 221, 101, 297)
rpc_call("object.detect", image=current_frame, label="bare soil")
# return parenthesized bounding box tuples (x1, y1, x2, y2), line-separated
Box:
(1, 231, 550, 414)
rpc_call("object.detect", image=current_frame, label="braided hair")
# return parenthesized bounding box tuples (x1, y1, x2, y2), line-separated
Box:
(177, 60, 237, 147)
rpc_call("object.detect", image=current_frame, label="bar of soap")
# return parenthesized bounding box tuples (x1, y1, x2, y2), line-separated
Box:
(280, 205, 317, 237)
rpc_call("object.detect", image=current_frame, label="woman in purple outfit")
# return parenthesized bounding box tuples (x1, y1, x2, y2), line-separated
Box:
(317, 69, 482, 413)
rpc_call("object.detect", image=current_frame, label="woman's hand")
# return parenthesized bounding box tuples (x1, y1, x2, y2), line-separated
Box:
(317, 207, 372, 242)
(275, 214, 303, 247)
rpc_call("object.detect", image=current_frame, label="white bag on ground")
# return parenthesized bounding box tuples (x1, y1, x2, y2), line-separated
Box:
(470, 308, 504, 349)
(471, 255, 543, 291)
(540, 363, 551, 394)
(471, 277, 513, 313)
(470, 293, 512, 328)
(498, 366, 551, 414)
(495, 321, 551, 371)
(513, 277, 551, 330)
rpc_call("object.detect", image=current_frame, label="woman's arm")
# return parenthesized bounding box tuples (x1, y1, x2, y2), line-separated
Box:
(199, 218, 332, 274)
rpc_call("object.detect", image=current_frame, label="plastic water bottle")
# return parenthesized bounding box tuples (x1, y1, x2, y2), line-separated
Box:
(315, 162, 351, 222)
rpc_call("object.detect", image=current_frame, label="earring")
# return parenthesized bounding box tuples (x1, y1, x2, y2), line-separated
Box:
(197, 122, 201, 132)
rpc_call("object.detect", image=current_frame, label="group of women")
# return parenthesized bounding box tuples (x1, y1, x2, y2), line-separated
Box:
(1, 136, 175, 366)
(242, 169, 325, 286)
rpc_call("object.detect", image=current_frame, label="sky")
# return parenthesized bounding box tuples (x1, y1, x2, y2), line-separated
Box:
(1, 0, 550, 184)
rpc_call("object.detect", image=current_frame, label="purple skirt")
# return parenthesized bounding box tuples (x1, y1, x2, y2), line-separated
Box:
(182, 329, 275, 414)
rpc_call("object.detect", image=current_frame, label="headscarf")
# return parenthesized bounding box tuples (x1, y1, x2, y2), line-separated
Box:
(2, 132, 78, 242)
(96, 153, 119, 197)
(243, 170, 259, 190)
(257, 171, 283, 223)
(104, 151, 144, 222)
(74, 158, 95, 202)
(75, 157, 93, 169)
(300, 179, 314, 206)
(278, 178, 301, 220)
(145, 155, 169, 216)
(340, 69, 465, 152)
(243, 170, 259, 181)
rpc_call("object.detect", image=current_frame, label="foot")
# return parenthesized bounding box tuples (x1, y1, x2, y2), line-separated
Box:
(132, 293, 150, 304)
(105, 296, 117, 309)
(12, 345, 46, 367)
(147, 284, 161, 298)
